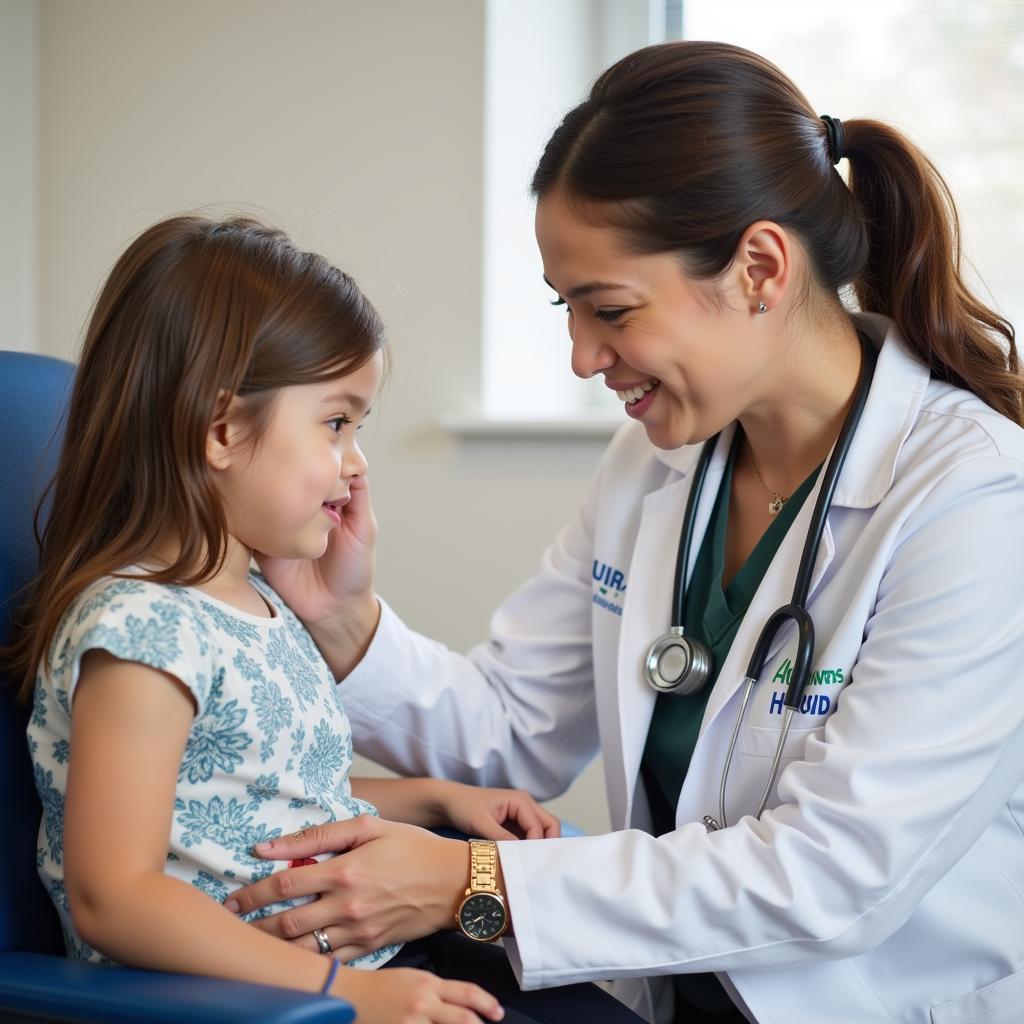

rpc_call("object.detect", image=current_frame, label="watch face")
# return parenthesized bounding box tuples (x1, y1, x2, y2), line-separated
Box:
(458, 892, 507, 941)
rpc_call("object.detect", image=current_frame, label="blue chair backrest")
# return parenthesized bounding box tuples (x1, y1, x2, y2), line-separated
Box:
(0, 350, 77, 956)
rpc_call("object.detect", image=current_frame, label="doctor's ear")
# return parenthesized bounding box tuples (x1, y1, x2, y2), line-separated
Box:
(206, 390, 250, 471)
(733, 221, 792, 315)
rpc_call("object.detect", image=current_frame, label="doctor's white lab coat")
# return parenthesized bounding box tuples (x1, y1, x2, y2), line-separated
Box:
(340, 313, 1024, 1024)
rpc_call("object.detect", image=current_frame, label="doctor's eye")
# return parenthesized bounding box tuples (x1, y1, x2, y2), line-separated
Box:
(595, 308, 628, 323)
(550, 295, 567, 308)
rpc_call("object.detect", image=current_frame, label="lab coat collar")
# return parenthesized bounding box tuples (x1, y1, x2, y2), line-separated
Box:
(651, 313, 929, 510)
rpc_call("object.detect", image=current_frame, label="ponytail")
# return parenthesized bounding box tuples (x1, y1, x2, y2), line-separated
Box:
(844, 120, 1021, 424)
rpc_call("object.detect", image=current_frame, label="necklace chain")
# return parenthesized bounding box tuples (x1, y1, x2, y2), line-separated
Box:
(746, 446, 790, 517)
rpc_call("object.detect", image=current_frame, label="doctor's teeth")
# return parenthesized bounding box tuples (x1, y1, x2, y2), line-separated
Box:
(616, 381, 658, 403)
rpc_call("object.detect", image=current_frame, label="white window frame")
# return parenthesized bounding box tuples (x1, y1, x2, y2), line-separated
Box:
(445, 0, 677, 437)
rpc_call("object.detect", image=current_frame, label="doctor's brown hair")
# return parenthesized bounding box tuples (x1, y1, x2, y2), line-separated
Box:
(2, 215, 385, 701)
(532, 41, 1020, 424)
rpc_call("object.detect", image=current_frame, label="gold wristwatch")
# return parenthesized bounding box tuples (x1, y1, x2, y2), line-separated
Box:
(455, 839, 509, 942)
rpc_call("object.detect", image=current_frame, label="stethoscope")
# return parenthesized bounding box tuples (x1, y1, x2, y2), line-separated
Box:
(644, 332, 876, 833)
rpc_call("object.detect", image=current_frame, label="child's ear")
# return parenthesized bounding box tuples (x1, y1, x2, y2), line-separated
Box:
(206, 391, 247, 471)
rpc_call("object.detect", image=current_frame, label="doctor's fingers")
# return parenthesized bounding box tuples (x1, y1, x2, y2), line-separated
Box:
(225, 857, 345, 917)
(304, 932, 365, 962)
(249, 890, 401, 950)
(286, 924, 371, 963)
(339, 472, 377, 533)
(242, 864, 433, 949)
(252, 815, 383, 864)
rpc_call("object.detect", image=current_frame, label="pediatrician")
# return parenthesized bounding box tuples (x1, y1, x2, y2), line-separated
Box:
(231, 42, 1024, 1024)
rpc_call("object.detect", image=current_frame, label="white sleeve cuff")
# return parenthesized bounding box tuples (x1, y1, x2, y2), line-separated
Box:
(497, 839, 544, 989)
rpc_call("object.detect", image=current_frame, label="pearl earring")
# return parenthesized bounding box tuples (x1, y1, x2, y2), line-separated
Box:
(758, 301, 768, 314)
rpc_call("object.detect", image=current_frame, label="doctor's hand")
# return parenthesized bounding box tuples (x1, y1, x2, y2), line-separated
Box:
(432, 780, 561, 841)
(228, 816, 471, 961)
(254, 474, 381, 679)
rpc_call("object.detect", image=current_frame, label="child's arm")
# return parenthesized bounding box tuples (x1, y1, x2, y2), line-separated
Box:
(350, 777, 561, 839)
(66, 651, 338, 987)
(349, 777, 449, 827)
(65, 651, 502, 1023)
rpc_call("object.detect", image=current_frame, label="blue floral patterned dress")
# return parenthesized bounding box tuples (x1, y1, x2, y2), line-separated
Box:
(28, 568, 401, 969)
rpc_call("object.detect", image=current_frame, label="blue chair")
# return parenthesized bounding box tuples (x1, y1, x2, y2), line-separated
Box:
(0, 350, 354, 1022)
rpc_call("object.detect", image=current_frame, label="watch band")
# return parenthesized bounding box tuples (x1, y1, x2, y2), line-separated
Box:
(468, 839, 502, 895)
(456, 839, 509, 942)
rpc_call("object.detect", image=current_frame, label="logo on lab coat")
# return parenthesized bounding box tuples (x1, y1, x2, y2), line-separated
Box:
(771, 658, 844, 687)
(768, 658, 845, 716)
(592, 560, 626, 617)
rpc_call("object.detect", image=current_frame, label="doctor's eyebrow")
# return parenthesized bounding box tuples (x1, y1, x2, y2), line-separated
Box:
(320, 392, 370, 415)
(543, 275, 633, 300)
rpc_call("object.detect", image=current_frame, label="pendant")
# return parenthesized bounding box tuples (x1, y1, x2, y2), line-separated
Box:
(768, 494, 784, 516)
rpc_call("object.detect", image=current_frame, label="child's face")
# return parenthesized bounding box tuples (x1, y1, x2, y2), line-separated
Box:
(212, 351, 384, 560)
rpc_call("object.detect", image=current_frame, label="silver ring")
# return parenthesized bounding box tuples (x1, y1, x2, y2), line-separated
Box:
(313, 928, 332, 955)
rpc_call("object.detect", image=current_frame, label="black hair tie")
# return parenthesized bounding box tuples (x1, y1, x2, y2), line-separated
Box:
(820, 114, 845, 165)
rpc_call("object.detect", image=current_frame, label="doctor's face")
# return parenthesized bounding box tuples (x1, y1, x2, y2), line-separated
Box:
(535, 191, 772, 450)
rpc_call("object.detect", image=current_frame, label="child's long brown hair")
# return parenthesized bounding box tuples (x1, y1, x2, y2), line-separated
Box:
(1, 215, 385, 701)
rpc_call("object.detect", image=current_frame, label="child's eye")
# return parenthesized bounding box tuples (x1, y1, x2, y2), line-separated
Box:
(327, 416, 350, 433)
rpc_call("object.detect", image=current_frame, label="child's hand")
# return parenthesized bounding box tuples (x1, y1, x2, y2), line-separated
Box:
(256, 473, 377, 618)
(340, 966, 504, 1024)
(255, 474, 381, 679)
(435, 781, 561, 841)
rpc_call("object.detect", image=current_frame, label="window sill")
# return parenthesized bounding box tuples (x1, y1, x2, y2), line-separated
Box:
(440, 411, 622, 440)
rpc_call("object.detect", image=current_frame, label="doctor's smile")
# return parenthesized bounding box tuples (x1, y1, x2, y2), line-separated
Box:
(613, 379, 661, 418)
(6, 28, 1023, 1024)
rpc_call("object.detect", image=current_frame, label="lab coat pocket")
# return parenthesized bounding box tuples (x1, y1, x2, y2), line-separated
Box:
(733, 724, 827, 811)
(729, 723, 823, 817)
(930, 965, 1024, 1024)
(737, 722, 822, 761)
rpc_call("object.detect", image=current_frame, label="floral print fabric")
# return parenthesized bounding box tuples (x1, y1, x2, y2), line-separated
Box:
(28, 569, 400, 969)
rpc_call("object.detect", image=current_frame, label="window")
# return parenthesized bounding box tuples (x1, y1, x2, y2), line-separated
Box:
(457, 0, 676, 434)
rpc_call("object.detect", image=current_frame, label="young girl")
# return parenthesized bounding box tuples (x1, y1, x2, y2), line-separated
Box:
(3, 216, 638, 1024)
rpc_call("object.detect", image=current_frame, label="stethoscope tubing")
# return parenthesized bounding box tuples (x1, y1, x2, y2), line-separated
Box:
(671, 437, 718, 627)
(702, 333, 878, 831)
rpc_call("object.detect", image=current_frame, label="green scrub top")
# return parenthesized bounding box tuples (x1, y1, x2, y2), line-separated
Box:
(640, 433, 821, 1020)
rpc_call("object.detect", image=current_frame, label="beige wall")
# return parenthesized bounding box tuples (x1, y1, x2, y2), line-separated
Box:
(0, 0, 38, 352)
(27, 0, 611, 833)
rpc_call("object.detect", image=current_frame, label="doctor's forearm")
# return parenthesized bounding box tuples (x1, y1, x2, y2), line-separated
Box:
(305, 594, 381, 681)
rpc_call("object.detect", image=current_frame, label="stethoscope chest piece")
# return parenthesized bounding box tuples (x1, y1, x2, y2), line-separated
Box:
(644, 626, 712, 695)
